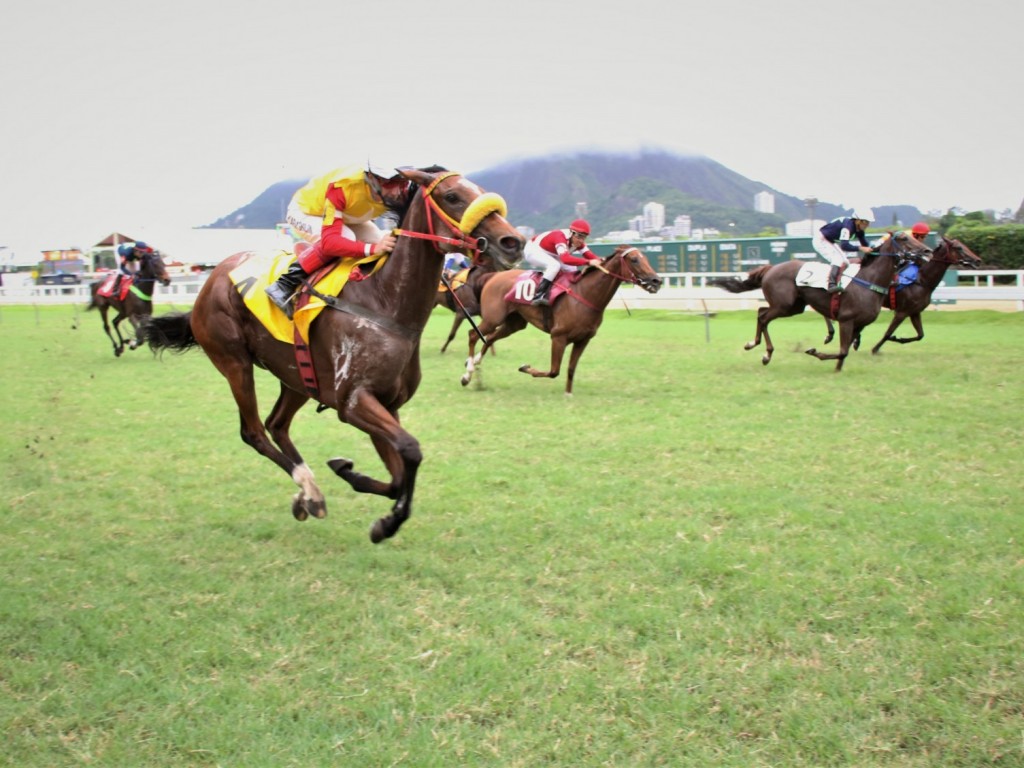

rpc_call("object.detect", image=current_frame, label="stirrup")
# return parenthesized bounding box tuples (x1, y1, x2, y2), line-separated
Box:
(265, 283, 296, 319)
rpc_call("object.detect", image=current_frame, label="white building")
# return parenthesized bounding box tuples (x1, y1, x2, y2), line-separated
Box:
(642, 202, 665, 233)
(671, 214, 692, 238)
(754, 191, 775, 213)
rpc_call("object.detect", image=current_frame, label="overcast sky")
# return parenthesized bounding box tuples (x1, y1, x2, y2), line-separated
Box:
(1, 0, 1021, 258)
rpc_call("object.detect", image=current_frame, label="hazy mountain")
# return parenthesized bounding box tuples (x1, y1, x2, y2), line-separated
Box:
(203, 150, 923, 235)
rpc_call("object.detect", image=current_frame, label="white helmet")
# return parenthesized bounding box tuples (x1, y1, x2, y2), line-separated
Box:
(852, 208, 875, 223)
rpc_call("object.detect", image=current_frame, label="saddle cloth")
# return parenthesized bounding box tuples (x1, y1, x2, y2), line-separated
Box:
(504, 270, 578, 305)
(795, 262, 861, 290)
(229, 250, 385, 344)
(96, 273, 132, 300)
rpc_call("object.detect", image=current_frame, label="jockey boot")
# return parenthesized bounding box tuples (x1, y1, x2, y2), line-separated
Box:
(826, 265, 843, 293)
(265, 261, 308, 319)
(532, 278, 553, 306)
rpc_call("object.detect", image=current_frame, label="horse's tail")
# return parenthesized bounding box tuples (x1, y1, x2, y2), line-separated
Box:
(707, 265, 771, 293)
(145, 311, 199, 354)
(86, 282, 101, 311)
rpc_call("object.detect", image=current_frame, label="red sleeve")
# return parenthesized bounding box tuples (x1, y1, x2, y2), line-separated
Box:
(560, 246, 597, 267)
(319, 185, 372, 259)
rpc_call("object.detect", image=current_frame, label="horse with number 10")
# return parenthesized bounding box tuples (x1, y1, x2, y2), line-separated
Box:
(145, 167, 524, 543)
(461, 245, 663, 394)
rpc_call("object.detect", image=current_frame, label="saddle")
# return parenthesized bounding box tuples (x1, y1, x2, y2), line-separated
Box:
(504, 270, 579, 306)
(229, 249, 386, 345)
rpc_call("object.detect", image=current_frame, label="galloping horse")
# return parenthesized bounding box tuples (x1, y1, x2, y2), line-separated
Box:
(87, 249, 171, 356)
(145, 167, 524, 543)
(855, 236, 982, 354)
(709, 232, 931, 371)
(461, 245, 663, 394)
(433, 253, 500, 353)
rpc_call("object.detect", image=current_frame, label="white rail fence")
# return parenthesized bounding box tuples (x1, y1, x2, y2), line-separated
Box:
(2, 270, 1023, 311)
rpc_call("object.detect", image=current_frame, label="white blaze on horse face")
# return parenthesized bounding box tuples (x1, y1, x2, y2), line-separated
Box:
(455, 177, 483, 196)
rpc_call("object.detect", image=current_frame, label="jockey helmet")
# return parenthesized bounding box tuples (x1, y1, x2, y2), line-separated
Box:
(117, 244, 133, 257)
(569, 219, 591, 236)
(134, 241, 152, 252)
(911, 222, 930, 235)
(852, 208, 875, 224)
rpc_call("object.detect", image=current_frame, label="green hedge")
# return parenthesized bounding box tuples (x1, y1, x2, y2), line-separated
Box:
(945, 223, 1024, 269)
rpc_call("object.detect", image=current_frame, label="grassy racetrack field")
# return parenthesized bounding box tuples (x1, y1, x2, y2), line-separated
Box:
(2, 303, 1022, 766)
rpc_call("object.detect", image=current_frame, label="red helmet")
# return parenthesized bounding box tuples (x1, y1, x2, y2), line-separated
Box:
(569, 219, 591, 236)
(911, 222, 930, 235)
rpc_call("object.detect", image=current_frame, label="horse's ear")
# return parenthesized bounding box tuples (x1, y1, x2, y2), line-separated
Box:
(398, 168, 435, 187)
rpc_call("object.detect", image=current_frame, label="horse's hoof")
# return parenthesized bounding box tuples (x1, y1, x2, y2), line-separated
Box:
(460, 374, 471, 387)
(805, 348, 817, 356)
(292, 493, 327, 521)
(327, 457, 354, 476)
(518, 364, 530, 373)
(761, 356, 771, 366)
(743, 342, 756, 351)
(370, 519, 388, 544)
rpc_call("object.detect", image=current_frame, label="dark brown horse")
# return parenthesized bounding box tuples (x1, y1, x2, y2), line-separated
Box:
(461, 245, 663, 394)
(145, 167, 524, 542)
(433, 255, 500, 353)
(822, 236, 982, 354)
(87, 249, 172, 356)
(709, 232, 931, 371)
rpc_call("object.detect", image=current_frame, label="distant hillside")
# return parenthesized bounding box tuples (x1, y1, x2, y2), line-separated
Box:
(204, 150, 923, 236)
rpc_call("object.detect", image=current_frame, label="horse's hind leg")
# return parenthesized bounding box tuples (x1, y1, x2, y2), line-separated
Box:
(99, 307, 121, 356)
(440, 315, 463, 353)
(265, 384, 325, 521)
(746, 307, 778, 365)
(210, 352, 326, 520)
(328, 390, 420, 543)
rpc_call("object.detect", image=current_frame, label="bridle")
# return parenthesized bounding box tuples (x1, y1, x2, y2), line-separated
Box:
(391, 172, 508, 264)
(592, 247, 656, 288)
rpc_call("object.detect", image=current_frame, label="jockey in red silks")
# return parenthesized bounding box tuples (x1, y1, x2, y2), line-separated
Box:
(265, 163, 412, 318)
(521, 219, 601, 305)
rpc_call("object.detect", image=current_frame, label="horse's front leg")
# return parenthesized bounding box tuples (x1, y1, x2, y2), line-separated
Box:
(328, 390, 420, 543)
(562, 338, 593, 395)
(891, 313, 924, 345)
(805, 322, 851, 370)
(823, 317, 835, 345)
(519, 333, 568, 382)
(126, 313, 149, 351)
(870, 312, 905, 354)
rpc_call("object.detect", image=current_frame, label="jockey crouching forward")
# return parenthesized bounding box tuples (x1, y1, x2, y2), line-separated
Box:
(265, 163, 412, 319)
(113, 241, 152, 294)
(521, 219, 601, 305)
(812, 208, 875, 293)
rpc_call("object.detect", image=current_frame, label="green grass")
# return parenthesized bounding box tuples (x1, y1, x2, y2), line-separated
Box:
(1, 304, 1022, 766)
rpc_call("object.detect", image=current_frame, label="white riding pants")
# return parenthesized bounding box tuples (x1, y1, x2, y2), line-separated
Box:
(812, 232, 849, 268)
(521, 239, 561, 281)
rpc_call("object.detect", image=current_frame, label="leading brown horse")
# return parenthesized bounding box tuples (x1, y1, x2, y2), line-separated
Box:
(842, 236, 982, 354)
(461, 245, 663, 394)
(145, 167, 524, 543)
(709, 232, 931, 371)
(87, 249, 172, 356)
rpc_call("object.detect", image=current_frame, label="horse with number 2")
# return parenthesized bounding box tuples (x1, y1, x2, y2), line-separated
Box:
(146, 167, 524, 543)
(461, 245, 663, 394)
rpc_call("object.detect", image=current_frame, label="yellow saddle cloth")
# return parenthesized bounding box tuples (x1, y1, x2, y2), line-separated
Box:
(229, 250, 386, 344)
(438, 266, 471, 293)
